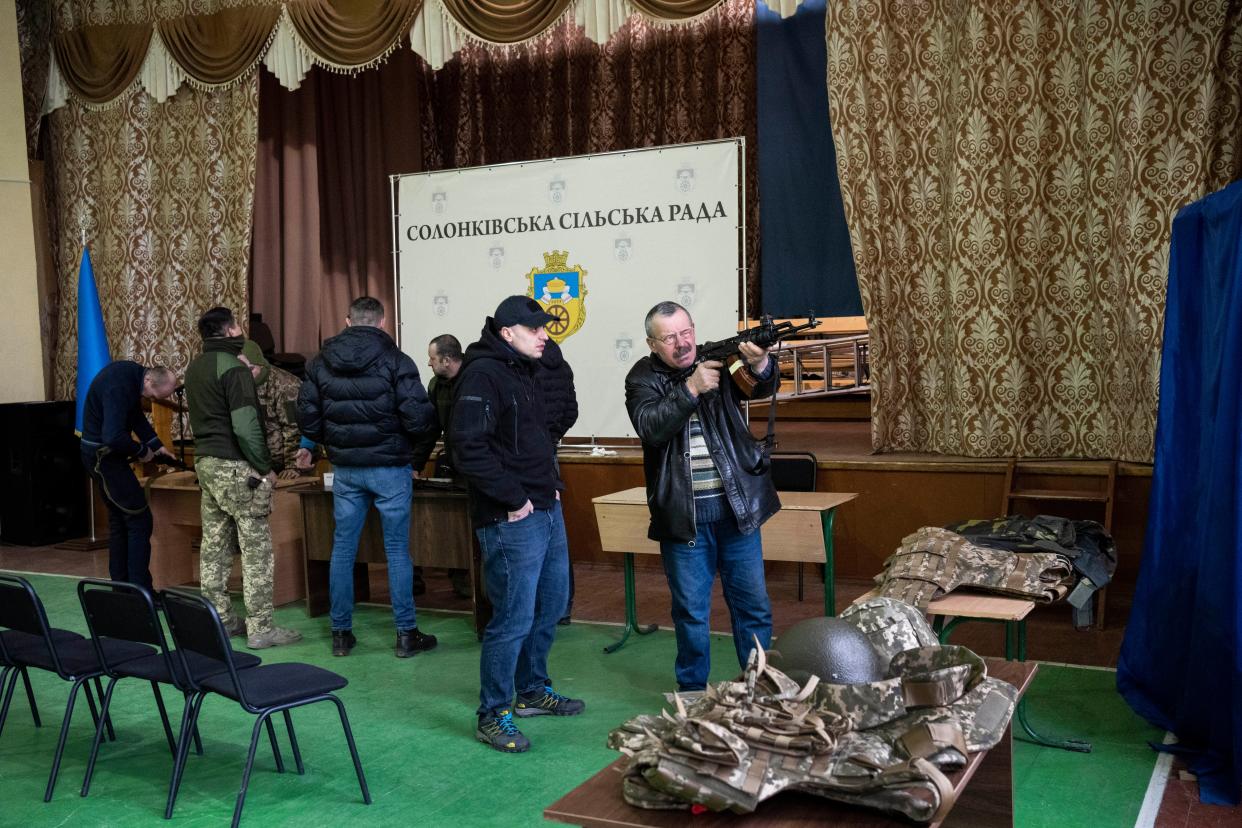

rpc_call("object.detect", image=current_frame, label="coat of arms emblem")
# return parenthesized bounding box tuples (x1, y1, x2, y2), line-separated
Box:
(526, 250, 588, 344)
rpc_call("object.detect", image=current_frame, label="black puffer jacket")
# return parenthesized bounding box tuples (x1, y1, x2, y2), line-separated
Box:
(296, 325, 434, 467)
(450, 320, 560, 527)
(536, 339, 578, 444)
(624, 350, 780, 542)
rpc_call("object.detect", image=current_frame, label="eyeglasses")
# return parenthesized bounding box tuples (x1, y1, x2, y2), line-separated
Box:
(651, 327, 695, 347)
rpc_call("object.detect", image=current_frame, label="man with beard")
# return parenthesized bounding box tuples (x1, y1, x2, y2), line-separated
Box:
(452, 296, 584, 753)
(624, 300, 779, 692)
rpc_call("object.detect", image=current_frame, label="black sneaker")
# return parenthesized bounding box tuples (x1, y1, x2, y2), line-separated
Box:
(332, 630, 357, 657)
(514, 685, 585, 717)
(395, 627, 437, 658)
(476, 709, 530, 753)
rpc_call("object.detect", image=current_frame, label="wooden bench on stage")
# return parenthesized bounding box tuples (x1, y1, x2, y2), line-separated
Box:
(546, 657, 1036, 828)
(592, 487, 857, 653)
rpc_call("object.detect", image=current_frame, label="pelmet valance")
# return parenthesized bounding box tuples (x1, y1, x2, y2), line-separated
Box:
(44, 0, 802, 111)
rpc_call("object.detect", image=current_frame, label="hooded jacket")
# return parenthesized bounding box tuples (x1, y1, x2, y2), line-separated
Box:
(296, 325, 434, 467)
(450, 320, 560, 527)
(536, 339, 578, 445)
(625, 348, 780, 543)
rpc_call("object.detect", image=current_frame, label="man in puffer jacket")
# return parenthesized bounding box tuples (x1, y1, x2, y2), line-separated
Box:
(297, 296, 437, 659)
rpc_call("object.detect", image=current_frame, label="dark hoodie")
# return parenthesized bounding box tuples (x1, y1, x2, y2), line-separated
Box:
(296, 325, 434, 467)
(451, 319, 561, 527)
(535, 339, 578, 445)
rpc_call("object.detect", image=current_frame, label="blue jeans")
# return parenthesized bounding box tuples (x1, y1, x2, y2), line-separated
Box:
(476, 501, 569, 715)
(329, 465, 416, 631)
(660, 518, 772, 691)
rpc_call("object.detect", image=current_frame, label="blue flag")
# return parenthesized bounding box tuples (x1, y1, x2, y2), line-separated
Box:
(74, 246, 111, 435)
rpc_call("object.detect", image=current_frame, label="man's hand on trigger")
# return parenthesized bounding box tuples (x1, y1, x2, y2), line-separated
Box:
(686, 360, 723, 398)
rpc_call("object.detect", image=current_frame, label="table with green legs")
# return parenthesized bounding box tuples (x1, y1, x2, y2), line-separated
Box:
(591, 488, 857, 654)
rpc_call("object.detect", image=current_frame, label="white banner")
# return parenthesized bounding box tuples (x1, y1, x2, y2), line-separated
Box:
(393, 139, 743, 439)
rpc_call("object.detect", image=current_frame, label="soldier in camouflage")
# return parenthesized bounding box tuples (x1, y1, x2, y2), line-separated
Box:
(185, 307, 302, 650)
(239, 339, 305, 478)
(608, 597, 1017, 822)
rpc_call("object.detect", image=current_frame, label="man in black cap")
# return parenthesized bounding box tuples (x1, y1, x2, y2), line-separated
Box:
(452, 295, 584, 753)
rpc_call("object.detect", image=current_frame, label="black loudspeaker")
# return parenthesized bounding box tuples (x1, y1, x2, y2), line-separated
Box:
(0, 401, 88, 546)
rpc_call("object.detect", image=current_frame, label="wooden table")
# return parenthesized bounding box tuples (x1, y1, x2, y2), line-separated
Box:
(145, 471, 307, 606)
(546, 658, 1036, 828)
(592, 488, 857, 653)
(291, 481, 487, 636)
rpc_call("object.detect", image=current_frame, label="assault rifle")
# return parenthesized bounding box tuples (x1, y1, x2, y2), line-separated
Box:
(681, 314, 819, 396)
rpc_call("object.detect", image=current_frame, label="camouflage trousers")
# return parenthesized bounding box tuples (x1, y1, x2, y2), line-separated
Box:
(196, 456, 275, 635)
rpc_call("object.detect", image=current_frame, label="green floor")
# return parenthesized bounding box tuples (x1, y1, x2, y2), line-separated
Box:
(0, 573, 1161, 827)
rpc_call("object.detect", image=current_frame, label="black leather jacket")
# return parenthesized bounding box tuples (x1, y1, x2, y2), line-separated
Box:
(624, 350, 781, 543)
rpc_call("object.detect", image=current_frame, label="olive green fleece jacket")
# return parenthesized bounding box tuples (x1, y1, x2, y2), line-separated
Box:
(185, 336, 272, 474)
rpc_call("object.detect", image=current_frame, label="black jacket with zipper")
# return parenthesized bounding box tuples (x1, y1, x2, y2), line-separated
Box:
(450, 320, 561, 527)
(296, 325, 434, 467)
(624, 349, 781, 543)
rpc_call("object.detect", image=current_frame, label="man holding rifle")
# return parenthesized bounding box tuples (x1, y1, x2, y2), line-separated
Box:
(624, 300, 781, 692)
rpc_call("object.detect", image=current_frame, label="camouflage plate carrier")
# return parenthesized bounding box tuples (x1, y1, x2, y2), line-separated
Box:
(874, 526, 1074, 609)
(608, 597, 1017, 822)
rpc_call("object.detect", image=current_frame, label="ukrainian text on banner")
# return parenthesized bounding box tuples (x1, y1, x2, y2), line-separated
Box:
(394, 139, 743, 439)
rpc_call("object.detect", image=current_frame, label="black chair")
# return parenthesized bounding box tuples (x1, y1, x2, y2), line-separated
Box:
(0, 625, 83, 739)
(75, 579, 267, 801)
(161, 589, 370, 827)
(0, 573, 154, 801)
(769, 452, 819, 601)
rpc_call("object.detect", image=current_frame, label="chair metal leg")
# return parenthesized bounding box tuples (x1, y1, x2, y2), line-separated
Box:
(44, 677, 86, 802)
(81, 677, 120, 797)
(150, 682, 177, 757)
(166, 692, 205, 820)
(94, 676, 115, 741)
(283, 710, 304, 775)
(330, 696, 371, 804)
(0, 667, 17, 740)
(233, 714, 270, 828)
(264, 715, 286, 773)
(20, 666, 41, 727)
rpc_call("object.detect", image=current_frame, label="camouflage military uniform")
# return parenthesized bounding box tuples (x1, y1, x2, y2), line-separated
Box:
(254, 364, 303, 472)
(875, 526, 1074, 608)
(609, 598, 1018, 822)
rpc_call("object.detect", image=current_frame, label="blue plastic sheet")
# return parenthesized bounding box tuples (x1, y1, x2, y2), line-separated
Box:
(1117, 179, 1242, 804)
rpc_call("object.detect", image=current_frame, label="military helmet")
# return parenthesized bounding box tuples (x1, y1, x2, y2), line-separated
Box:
(771, 617, 888, 685)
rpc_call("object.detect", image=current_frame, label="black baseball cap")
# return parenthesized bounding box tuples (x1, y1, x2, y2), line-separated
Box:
(494, 295, 555, 329)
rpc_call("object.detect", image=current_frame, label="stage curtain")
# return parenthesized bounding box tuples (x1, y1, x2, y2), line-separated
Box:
(629, 0, 721, 20)
(419, 0, 759, 310)
(158, 4, 282, 86)
(437, 0, 573, 43)
(827, 1, 1242, 461)
(45, 78, 259, 397)
(286, 0, 421, 66)
(250, 48, 424, 354)
(52, 23, 152, 105)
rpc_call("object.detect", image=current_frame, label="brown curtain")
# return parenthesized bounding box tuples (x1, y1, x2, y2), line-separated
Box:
(46, 78, 260, 396)
(287, 0, 423, 64)
(438, 0, 572, 43)
(53, 23, 151, 104)
(250, 48, 423, 355)
(828, 1, 1242, 462)
(159, 5, 283, 85)
(420, 0, 759, 310)
(17, 0, 51, 157)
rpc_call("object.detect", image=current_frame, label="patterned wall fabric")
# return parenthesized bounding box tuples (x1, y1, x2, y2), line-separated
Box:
(46, 78, 259, 396)
(827, 1, 1242, 462)
(419, 0, 760, 313)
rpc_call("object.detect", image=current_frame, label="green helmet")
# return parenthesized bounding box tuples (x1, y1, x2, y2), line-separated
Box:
(771, 617, 888, 685)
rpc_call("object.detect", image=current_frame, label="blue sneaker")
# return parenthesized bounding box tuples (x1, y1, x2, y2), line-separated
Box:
(476, 709, 530, 753)
(514, 685, 586, 717)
